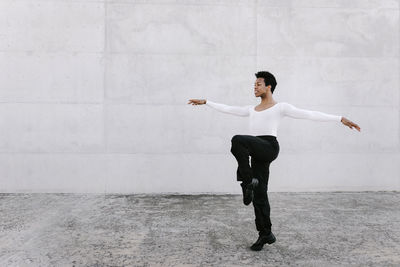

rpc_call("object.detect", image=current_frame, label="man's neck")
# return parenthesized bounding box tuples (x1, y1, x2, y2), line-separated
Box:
(260, 93, 275, 105)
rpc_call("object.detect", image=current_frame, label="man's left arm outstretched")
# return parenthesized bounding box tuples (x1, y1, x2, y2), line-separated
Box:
(281, 102, 361, 132)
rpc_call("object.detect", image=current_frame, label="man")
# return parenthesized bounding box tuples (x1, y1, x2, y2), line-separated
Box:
(188, 71, 361, 251)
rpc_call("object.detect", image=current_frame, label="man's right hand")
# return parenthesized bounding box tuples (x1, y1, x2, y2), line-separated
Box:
(341, 117, 361, 132)
(188, 99, 206, 105)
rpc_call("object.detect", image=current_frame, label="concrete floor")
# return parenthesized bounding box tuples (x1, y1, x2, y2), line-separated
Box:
(0, 192, 399, 267)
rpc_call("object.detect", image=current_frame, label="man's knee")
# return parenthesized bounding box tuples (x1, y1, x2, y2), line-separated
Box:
(230, 135, 242, 153)
(231, 135, 243, 144)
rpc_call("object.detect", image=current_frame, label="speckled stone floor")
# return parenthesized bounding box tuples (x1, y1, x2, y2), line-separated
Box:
(0, 192, 399, 266)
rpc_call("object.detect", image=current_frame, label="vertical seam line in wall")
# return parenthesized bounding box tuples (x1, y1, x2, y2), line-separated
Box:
(255, 0, 258, 69)
(103, 0, 108, 195)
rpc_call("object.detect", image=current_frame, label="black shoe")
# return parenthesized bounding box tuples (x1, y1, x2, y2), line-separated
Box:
(241, 178, 258, 206)
(250, 232, 276, 251)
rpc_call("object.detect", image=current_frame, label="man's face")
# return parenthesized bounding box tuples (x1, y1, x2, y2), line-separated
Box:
(254, 78, 270, 96)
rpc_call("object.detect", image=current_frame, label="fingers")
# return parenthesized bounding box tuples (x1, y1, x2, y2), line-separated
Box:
(187, 99, 201, 105)
(350, 122, 361, 132)
(347, 121, 361, 132)
(189, 99, 205, 105)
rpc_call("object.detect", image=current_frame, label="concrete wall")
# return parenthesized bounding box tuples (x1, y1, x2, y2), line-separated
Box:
(0, 0, 398, 193)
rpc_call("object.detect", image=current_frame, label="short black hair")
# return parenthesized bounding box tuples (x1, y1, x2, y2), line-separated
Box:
(255, 71, 277, 94)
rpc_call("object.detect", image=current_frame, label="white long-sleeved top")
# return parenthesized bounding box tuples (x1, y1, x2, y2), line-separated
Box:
(206, 100, 342, 137)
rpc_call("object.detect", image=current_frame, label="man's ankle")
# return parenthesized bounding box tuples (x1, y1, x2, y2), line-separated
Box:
(260, 230, 271, 237)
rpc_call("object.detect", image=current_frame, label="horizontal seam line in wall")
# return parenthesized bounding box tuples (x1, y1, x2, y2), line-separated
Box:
(3, 0, 398, 9)
(0, 102, 398, 107)
(0, 51, 104, 54)
(107, 2, 399, 10)
(0, 51, 257, 56)
(3, 0, 255, 6)
(0, 101, 104, 104)
(256, 6, 399, 10)
(0, 51, 397, 58)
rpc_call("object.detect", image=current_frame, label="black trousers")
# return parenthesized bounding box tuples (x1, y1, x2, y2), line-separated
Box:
(230, 134, 280, 235)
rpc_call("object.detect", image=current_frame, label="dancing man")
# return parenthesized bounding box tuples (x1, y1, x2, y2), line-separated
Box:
(188, 71, 361, 251)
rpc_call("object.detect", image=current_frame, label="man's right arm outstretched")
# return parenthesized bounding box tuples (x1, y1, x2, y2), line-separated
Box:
(188, 99, 250, 117)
